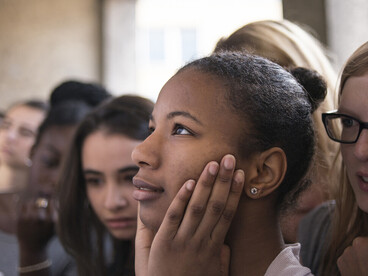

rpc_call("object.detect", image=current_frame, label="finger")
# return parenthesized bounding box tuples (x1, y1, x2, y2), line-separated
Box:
(194, 155, 235, 238)
(175, 161, 219, 238)
(211, 169, 244, 243)
(48, 198, 58, 223)
(156, 179, 196, 241)
(135, 204, 155, 276)
(220, 244, 231, 276)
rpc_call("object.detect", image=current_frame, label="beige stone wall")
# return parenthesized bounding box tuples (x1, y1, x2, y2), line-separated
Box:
(0, 0, 101, 110)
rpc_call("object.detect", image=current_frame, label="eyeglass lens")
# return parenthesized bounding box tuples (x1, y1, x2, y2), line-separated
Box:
(325, 115, 360, 143)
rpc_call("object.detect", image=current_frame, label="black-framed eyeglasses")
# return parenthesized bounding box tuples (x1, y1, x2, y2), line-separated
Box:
(322, 110, 368, 144)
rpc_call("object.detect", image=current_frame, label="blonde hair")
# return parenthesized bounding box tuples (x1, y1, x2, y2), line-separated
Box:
(214, 19, 340, 198)
(321, 41, 368, 276)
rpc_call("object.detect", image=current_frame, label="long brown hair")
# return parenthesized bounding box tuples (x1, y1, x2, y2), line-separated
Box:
(321, 41, 368, 276)
(57, 95, 153, 276)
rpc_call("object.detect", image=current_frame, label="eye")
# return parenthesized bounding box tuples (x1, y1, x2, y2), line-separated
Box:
(19, 127, 35, 138)
(41, 156, 59, 168)
(341, 117, 357, 128)
(148, 126, 155, 134)
(85, 176, 104, 187)
(0, 120, 11, 130)
(173, 124, 192, 135)
(119, 173, 136, 184)
(148, 121, 155, 134)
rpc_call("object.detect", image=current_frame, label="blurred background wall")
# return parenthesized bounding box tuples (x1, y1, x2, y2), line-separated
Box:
(0, 0, 101, 109)
(0, 0, 367, 110)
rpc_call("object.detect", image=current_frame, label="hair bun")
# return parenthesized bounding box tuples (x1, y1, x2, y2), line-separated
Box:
(290, 67, 327, 113)
(50, 80, 111, 108)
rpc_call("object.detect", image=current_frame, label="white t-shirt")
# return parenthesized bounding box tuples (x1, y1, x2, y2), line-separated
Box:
(265, 243, 313, 276)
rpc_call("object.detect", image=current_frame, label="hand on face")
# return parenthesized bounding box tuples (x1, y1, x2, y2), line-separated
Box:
(16, 192, 57, 252)
(135, 154, 244, 276)
(131, 69, 244, 233)
(337, 237, 368, 276)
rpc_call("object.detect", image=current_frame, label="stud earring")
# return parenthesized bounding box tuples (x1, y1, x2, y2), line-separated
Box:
(250, 187, 258, 195)
(24, 158, 32, 167)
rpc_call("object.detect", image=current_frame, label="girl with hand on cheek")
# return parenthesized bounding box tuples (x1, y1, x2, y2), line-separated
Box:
(58, 95, 153, 276)
(132, 52, 326, 275)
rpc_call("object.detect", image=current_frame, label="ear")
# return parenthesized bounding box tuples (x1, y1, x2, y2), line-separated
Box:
(244, 147, 287, 199)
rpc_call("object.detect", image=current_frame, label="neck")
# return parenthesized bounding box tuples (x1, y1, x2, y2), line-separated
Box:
(0, 164, 29, 193)
(226, 197, 284, 276)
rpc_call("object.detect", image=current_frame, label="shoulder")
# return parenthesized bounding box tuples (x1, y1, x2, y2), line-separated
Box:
(265, 243, 313, 276)
(298, 200, 335, 274)
(298, 200, 334, 246)
(47, 236, 78, 276)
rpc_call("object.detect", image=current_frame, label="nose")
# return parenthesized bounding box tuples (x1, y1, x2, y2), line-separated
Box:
(104, 182, 128, 211)
(354, 129, 368, 161)
(5, 127, 17, 142)
(131, 133, 160, 169)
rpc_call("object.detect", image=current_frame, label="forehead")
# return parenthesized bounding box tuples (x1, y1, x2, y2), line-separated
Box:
(155, 69, 228, 117)
(340, 72, 368, 114)
(82, 132, 140, 168)
(6, 105, 44, 126)
(36, 125, 76, 154)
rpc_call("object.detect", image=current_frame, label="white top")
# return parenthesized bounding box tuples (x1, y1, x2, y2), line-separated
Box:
(265, 243, 313, 276)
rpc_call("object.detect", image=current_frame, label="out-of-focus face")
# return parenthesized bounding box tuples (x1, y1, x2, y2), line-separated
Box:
(29, 125, 76, 194)
(83, 131, 141, 240)
(131, 68, 247, 233)
(0, 105, 45, 168)
(340, 71, 368, 213)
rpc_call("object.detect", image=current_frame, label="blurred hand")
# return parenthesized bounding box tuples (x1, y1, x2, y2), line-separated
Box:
(338, 236, 368, 276)
(16, 193, 57, 252)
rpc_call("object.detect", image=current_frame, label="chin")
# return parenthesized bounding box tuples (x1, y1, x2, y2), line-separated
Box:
(356, 199, 368, 214)
(110, 229, 136, 241)
(140, 209, 162, 234)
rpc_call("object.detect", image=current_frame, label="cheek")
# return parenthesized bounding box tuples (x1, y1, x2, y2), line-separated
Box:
(86, 188, 102, 214)
(17, 138, 34, 156)
(164, 150, 220, 199)
(341, 145, 353, 170)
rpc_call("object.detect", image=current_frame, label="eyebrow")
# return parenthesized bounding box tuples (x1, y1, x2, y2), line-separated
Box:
(167, 111, 203, 125)
(83, 166, 139, 175)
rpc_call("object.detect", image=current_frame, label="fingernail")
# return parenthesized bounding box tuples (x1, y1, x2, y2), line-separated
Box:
(224, 155, 235, 170)
(234, 170, 244, 183)
(209, 162, 219, 176)
(186, 180, 195, 191)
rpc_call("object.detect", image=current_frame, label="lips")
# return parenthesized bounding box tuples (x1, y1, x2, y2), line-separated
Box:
(357, 172, 368, 192)
(105, 217, 136, 229)
(132, 177, 164, 201)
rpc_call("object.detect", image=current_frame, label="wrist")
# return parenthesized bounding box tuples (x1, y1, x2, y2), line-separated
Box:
(18, 259, 52, 273)
(19, 247, 48, 267)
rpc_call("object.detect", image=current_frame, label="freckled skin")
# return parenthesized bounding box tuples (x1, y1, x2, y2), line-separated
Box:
(132, 68, 247, 232)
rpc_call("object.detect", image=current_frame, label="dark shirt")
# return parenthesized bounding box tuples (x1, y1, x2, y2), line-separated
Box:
(297, 200, 335, 276)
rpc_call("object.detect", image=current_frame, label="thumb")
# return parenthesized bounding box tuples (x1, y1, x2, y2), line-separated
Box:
(220, 244, 231, 276)
(135, 204, 154, 276)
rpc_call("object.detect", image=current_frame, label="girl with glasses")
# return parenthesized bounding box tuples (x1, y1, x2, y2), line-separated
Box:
(299, 41, 368, 276)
